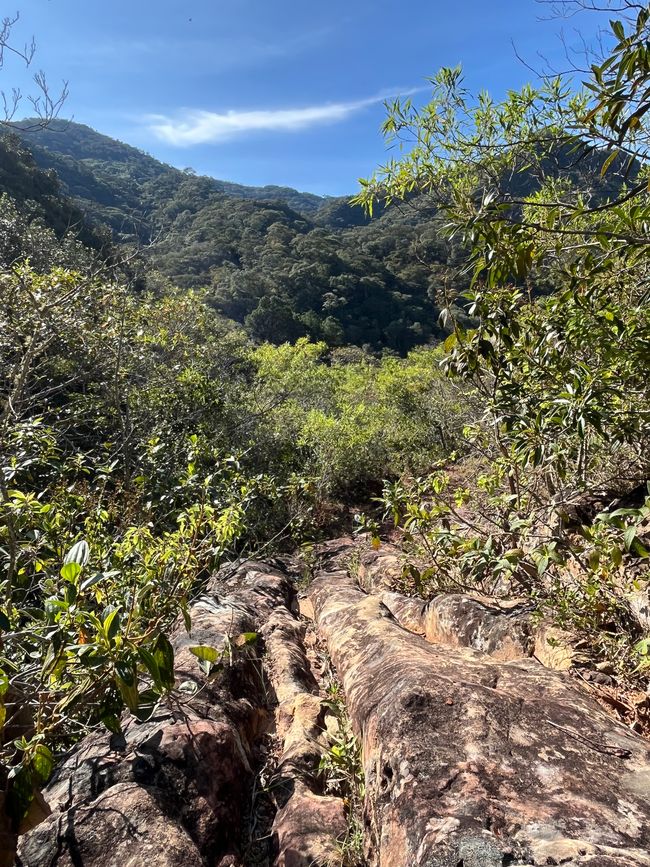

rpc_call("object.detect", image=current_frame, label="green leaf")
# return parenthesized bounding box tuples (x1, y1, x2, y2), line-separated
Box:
(152, 634, 175, 691)
(103, 608, 121, 641)
(635, 638, 650, 656)
(64, 540, 90, 567)
(116, 676, 139, 712)
(5, 763, 34, 823)
(234, 632, 258, 647)
(31, 743, 54, 784)
(80, 572, 105, 592)
(189, 644, 221, 675)
(630, 538, 650, 559)
(181, 600, 192, 634)
(101, 714, 122, 735)
(624, 525, 637, 552)
(60, 562, 81, 583)
(138, 647, 162, 690)
(189, 645, 220, 663)
(600, 149, 618, 177)
(133, 690, 158, 722)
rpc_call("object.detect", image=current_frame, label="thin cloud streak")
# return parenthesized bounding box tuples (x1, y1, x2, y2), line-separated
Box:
(144, 87, 426, 146)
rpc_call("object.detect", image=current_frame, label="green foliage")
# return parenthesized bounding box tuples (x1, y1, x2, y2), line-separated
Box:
(251, 339, 473, 496)
(0, 413, 295, 823)
(371, 470, 650, 670)
(0, 264, 278, 824)
(8, 121, 459, 352)
(0, 251, 463, 824)
(357, 6, 650, 675)
(0, 133, 108, 255)
(319, 680, 365, 867)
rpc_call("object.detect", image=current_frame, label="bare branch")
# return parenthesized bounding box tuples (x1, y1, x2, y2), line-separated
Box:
(0, 11, 68, 129)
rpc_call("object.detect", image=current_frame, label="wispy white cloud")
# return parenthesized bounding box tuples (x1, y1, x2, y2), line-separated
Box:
(144, 87, 425, 146)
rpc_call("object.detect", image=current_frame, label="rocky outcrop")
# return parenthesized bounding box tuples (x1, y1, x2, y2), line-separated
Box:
(261, 596, 347, 866)
(13, 541, 650, 867)
(309, 562, 650, 867)
(17, 561, 346, 867)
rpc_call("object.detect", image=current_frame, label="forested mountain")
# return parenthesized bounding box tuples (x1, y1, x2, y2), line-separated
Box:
(16, 119, 327, 218)
(4, 120, 455, 351)
(1, 118, 632, 353)
(0, 132, 109, 255)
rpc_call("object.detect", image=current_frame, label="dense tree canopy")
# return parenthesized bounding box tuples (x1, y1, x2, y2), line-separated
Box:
(7, 121, 460, 351)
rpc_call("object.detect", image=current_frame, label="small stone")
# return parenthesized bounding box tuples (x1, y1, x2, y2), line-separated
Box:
(595, 661, 615, 674)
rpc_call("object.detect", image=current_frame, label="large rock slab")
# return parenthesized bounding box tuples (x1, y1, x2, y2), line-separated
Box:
(16, 782, 205, 867)
(310, 570, 650, 867)
(261, 600, 347, 866)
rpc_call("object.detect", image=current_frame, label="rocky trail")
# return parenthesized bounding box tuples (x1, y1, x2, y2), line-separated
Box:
(13, 538, 650, 867)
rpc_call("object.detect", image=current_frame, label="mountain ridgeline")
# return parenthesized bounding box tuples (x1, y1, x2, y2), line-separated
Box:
(1, 120, 457, 352)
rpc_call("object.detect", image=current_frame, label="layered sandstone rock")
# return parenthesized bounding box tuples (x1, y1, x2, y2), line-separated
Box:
(17, 561, 345, 867)
(310, 566, 650, 867)
(14, 543, 650, 867)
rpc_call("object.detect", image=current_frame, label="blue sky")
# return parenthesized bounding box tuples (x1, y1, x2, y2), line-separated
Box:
(7, 0, 608, 195)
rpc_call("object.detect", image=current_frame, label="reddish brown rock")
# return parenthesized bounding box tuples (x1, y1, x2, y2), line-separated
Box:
(17, 783, 205, 867)
(15, 544, 650, 867)
(262, 591, 348, 866)
(534, 622, 576, 670)
(357, 543, 404, 593)
(17, 562, 294, 867)
(424, 593, 534, 661)
(380, 590, 427, 635)
(310, 569, 650, 867)
(355, 542, 577, 671)
(273, 781, 347, 867)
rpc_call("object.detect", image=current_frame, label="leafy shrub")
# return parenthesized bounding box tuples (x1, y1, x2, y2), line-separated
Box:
(356, 6, 650, 679)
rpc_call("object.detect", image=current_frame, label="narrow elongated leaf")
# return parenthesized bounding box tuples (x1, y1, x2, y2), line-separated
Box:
(31, 744, 54, 784)
(138, 647, 162, 691)
(103, 609, 121, 641)
(624, 525, 637, 552)
(80, 572, 105, 592)
(116, 674, 139, 712)
(600, 149, 618, 177)
(153, 634, 175, 690)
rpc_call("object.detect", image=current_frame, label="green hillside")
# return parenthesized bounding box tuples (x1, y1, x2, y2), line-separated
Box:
(16, 120, 326, 225)
(7, 121, 452, 352)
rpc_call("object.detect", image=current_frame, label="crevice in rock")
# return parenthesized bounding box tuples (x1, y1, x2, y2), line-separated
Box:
(309, 539, 650, 867)
(14, 542, 650, 867)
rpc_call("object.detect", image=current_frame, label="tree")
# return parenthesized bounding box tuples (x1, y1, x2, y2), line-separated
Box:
(357, 2, 650, 492)
(356, 3, 650, 667)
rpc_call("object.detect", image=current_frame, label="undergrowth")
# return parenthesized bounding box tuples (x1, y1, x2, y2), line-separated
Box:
(319, 678, 366, 867)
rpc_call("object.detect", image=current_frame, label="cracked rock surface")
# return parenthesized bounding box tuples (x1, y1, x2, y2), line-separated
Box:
(14, 541, 650, 867)
(310, 549, 650, 867)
